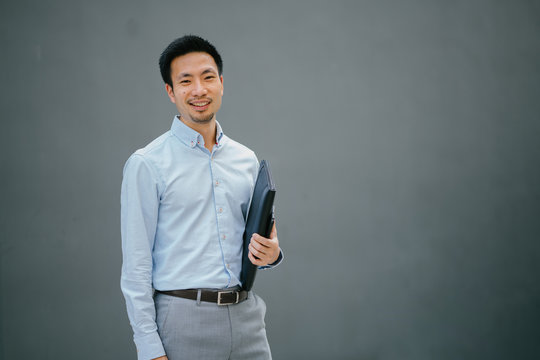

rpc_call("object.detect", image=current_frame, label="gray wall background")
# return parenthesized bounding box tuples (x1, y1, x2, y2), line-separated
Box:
(1, 0, 539, 359)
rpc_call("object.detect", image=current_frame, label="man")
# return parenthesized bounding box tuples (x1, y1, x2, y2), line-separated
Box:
(120, 35, 282, 360)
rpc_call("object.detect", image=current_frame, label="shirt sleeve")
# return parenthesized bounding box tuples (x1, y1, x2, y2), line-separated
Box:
(250, 154, 285, 270)
(258, 249, 284, 270)
(120, 154, 166, 360)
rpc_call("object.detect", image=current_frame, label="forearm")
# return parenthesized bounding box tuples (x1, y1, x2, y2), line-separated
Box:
(121, 273, 165, 360)
(121, 154, 165, 360)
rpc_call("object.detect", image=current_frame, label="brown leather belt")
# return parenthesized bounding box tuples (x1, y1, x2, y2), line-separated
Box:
(156, 288, 248, 305)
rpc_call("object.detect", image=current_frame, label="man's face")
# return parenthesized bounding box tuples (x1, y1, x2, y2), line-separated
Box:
(165, 52, 223, 125)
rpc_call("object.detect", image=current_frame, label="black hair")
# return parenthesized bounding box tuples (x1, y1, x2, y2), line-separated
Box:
(159, 35, 223, 87)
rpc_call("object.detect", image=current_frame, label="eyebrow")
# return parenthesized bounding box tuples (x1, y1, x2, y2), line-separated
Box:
(201, 68, 217, 76)
(177, 68, 218, 80)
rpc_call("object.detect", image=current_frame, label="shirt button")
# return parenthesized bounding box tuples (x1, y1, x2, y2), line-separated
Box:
(218, 207, 223, 213)
(222, 234, 226, 240)
(215, 180, 219, 186)
(226, 263, 230, 269)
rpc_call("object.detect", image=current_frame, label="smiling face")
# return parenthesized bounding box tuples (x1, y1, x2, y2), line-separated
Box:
(165, 51, 224, 125)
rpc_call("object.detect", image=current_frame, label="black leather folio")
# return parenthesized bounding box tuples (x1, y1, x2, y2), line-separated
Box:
(240, 160, 276, 291)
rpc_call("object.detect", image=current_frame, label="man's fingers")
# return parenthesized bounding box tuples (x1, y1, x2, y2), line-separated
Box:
(251, 233, 273, 247)
(248, 251, 264, 266)
(250, 239, 268, 253)
(249, 242, 266, 258)
(249, 230, 279, 266)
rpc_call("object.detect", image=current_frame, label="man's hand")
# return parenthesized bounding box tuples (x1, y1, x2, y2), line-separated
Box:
(151, 356, 167, 360)
(248, 224, 280, 266)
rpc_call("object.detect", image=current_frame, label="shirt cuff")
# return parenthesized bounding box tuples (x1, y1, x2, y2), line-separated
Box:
(134, 331, 166, 360)
(258, 249, 284, 270)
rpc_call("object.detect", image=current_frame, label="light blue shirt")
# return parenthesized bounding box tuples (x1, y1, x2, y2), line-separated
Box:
(120, 117, 282, 359)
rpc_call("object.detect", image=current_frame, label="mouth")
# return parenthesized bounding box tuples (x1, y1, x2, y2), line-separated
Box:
(188, 99, 211, 111)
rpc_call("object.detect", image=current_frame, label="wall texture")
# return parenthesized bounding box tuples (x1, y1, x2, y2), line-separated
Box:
(1, 0, 539, 359)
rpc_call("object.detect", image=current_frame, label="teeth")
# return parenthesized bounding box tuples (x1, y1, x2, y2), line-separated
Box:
(191, 101, 209, 106)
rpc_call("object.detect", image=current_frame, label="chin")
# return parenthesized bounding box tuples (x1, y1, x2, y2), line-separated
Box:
(191, 113, 215, 124)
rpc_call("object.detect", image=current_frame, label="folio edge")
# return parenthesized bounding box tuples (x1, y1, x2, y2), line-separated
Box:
(240, 160, 276, 291)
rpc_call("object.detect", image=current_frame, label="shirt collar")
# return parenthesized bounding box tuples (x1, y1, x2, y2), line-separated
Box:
(171, 116, 225, 149)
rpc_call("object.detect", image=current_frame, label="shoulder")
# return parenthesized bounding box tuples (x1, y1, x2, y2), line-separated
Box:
(126, 131, 174, 164)
(133, 131, 173, 157)
(222, 135, 258, 162)
(123, 130, 173, 176)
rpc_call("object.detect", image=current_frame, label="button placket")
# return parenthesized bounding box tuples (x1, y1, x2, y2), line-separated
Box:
(210, 160, 232, 276)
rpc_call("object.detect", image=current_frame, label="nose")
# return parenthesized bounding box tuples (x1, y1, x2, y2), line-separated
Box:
(191, 79, 207, 97)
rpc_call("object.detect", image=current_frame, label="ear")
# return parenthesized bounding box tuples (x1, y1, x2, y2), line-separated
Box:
(220, 75, 224, 96)
(165, 83, 176, 104)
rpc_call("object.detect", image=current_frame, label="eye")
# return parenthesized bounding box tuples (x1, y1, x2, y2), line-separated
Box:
(180, 80, 190, 84)
(205, 76, 215, 80)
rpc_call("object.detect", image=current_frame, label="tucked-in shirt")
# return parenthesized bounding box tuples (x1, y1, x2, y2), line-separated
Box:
(120, 117, 282, 360)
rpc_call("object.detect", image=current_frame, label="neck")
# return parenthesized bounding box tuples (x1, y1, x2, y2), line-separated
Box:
(179, 116, 216, 152)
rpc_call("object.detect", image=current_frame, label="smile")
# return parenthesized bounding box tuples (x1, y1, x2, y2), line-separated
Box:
(189, 99, 211, 110)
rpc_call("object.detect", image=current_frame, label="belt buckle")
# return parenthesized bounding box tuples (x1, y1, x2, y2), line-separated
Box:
(217, 290, 239, 306)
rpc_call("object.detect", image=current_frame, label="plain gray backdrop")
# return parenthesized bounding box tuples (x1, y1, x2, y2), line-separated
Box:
(1, 0, 539, 359)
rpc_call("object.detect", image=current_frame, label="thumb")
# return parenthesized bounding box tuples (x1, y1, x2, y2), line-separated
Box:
(270, 223, 277, 239)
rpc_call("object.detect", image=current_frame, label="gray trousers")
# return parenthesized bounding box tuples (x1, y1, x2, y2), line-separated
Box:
(155, 291, 272, 360)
